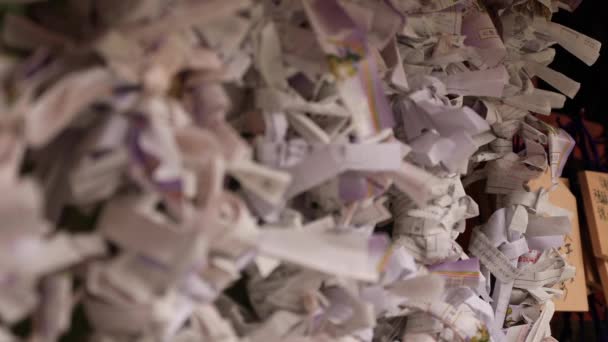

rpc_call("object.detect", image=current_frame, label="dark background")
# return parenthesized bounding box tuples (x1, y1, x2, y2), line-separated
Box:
(547, 1, 608, 124)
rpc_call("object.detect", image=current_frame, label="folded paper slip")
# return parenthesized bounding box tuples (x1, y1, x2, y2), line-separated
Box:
(529, 171, 588, 312)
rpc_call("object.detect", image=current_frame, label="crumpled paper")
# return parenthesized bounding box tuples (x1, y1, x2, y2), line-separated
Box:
(0, 0, 598, 341)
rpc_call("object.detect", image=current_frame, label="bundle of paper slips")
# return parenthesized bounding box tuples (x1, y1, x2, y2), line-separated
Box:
(0, 0, 598, 341)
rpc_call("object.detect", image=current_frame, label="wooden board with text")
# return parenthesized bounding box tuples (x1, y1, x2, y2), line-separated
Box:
(530, 172, 588, 312)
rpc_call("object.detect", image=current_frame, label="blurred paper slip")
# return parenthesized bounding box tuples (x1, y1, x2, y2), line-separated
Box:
(428, 258, 480, 288)
(524, 301, 555, 342)
(524, 61, 580, 99)
(429, 11, 462, 34)
(407, 11, 462, 36)
(548, 129, 576, 182)
(351, 197, 391, 226)
(285, 143, 402, 198)
(461, 0, 506, 67)
(469, 229, 522, 282)
(441, 66, 508, 97)
(303, 0, 395, 138)
(529, 171, 588, 312)
(97, 195, 199, 265)
(505, 324, 530, 342)
(486, 153, 542, 194)
(230, 160, 292, 206)
(417, 0, 466, 12)
(533, 19, 601, 67)
(579, 171, 608, 260)
(557, 0, 582, 11)
(256, 229, 390, 282)
(24, 68, 114, 147)
(504, 90, 561, 116)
